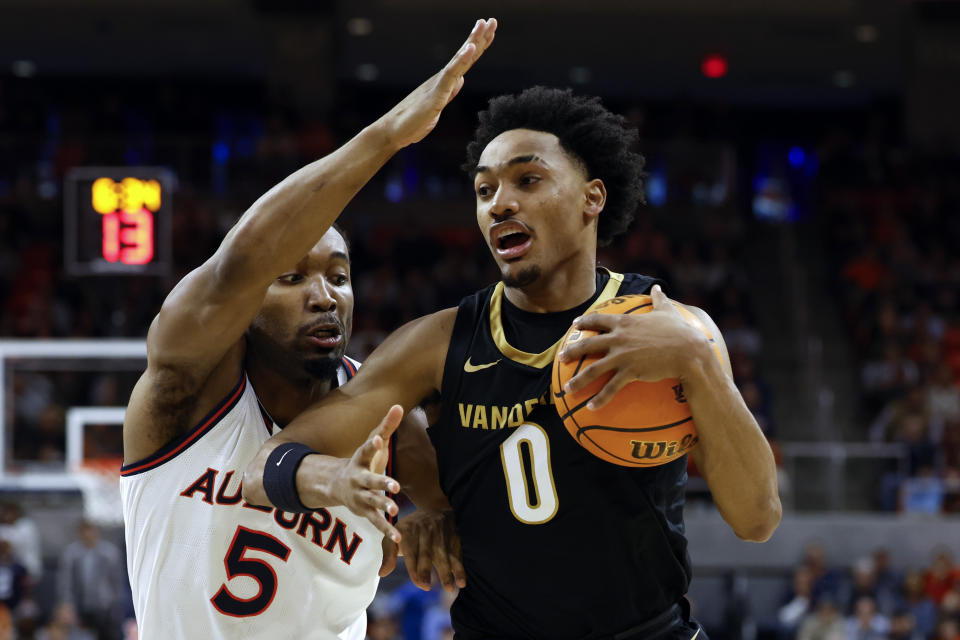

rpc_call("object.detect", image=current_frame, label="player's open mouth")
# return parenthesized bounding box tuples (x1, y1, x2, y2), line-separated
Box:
(491, 222, 533, 260)
(305, 324, 342, 349)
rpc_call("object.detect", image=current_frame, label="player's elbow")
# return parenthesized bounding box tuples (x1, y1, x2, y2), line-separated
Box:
(732, 495, 782, 542)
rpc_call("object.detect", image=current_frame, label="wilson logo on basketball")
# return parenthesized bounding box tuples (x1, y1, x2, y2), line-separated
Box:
(630, 433, 699, 460)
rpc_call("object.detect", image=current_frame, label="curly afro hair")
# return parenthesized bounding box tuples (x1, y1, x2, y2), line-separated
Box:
(463, 86, 645, 246)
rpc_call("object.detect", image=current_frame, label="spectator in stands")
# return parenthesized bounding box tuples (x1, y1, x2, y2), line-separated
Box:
(872, 548, 903, 612)
(0, 541, 26, 612)
(845, 595, 890, 640)
(927, 363, 960, 428)
(924, 550, 960, 606)
(0, 501, 42, 581)
(861, 342, 920, 417)
(35, 603, 94, 640)
(888, 608, 924, 640)
(874, 388, 938, 477)
(841, 557, 897, 616)
(899, 570, 938, 639)
(803, 541, 845, 604)
(942, 585, 960, 619)
(797, 595, 846, 640)
(778, 565, 815, 639)
(900, 466, 946, 513)
(56, 521, 124, 640)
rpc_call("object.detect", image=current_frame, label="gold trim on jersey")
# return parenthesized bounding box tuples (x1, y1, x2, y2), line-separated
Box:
(488, 269, 624, 368)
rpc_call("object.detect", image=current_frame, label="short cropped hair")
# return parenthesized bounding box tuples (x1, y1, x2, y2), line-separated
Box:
(463, 87, 645, 246)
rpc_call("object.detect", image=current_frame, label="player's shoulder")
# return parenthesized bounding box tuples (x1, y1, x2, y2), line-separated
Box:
(615, 270, 665, 295)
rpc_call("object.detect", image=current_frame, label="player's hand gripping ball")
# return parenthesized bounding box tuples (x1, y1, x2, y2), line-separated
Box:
(552, 294, 723, 467)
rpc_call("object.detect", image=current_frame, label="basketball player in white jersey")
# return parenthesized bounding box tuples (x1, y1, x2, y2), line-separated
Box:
(120, 19, 497, 640)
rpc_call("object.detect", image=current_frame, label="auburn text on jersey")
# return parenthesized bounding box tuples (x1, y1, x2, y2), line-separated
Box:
(178, 467, 364, 565)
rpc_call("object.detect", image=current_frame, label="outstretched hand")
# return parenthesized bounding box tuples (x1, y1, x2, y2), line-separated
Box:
(380, 509, 465, 592)
(333, 405, 404, 543)
(380, 18, 497, 149)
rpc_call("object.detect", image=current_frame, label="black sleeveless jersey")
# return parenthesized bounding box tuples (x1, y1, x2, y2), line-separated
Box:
(429, 269, 692, 640)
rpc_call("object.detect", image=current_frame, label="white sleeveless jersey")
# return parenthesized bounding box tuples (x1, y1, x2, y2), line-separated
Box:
(120, 357, 387, 640)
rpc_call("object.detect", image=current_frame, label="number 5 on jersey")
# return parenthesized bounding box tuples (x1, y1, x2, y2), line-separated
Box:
(211, 526, 291, 617)
(500, 423, 558, 525)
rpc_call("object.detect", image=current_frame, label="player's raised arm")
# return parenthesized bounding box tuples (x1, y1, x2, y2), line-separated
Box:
(125, 19, 496, 462)
(147, 17, 495, 373)
(242, 308, 457, 541)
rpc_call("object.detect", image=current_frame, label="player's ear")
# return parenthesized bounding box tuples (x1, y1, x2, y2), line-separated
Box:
(583, 179, 606, 220)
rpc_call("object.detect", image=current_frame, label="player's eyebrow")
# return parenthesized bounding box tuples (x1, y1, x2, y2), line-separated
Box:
(475, 154, 547, 175)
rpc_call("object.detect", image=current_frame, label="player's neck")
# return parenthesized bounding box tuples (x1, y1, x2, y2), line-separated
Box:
(502, 253, 597, 313)
(245, 358, 335, 427)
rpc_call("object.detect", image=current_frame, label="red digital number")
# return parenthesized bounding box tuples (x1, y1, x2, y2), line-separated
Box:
(101, 209, 154, 265)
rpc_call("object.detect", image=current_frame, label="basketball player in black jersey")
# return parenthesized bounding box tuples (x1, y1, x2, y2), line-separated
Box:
(245, 87, 781, 639)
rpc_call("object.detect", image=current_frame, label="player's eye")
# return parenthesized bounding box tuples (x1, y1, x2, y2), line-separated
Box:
(519, 175, 540, 186)
(476, 184, 492, 198)
(278, 273, 304, 284)
(330, 273, 349, 286)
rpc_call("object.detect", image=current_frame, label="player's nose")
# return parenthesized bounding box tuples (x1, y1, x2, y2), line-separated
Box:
(304, 277, 336, 312)
(488, 185, 518, 221)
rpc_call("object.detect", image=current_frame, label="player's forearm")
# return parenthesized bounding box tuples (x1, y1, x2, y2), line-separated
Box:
(215, 120, 400, 288)
(242, 440, 349, 509)
(683, 348, 781, 542)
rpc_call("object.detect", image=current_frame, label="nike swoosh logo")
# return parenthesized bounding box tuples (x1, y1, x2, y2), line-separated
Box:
(464, 357, 501, 373)
(276, 449, 292, 466)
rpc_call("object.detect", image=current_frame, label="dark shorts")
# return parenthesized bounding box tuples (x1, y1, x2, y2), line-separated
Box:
(612, 600, 707, 640)
(453, 600, 708, 640)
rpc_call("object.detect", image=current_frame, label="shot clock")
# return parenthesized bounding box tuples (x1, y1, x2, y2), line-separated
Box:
(64, 167, 174, 276)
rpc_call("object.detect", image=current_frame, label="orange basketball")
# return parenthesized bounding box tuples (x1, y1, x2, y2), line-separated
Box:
(552, 294, 723, 467)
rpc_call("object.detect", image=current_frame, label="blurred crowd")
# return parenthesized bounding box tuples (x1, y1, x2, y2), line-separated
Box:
(818, 122, 960, 513)
(764, 542, 960, 640)
(0, 503, 131, 640)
